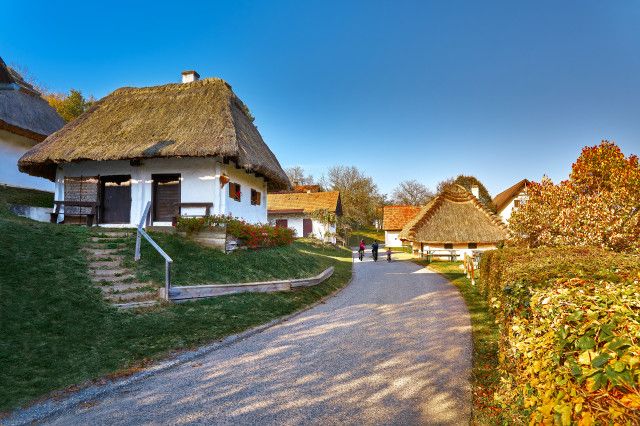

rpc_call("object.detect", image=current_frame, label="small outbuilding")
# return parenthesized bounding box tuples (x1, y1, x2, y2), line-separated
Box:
(493, 179, 529, 223)
(18, 72, 290, 226)
(0, 56, 64, 190)
(399, 184, 508, 258)
(267, 189, 342, 243)
(382, 205, 422, 247)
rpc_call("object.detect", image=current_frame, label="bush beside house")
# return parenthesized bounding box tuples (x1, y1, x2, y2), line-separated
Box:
(479, 247, 640, 424)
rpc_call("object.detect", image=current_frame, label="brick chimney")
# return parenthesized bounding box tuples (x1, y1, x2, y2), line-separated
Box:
(181, 70, 200, 83)
(470, 185, 480, 198)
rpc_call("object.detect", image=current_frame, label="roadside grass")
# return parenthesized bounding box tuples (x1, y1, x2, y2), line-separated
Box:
(347, 227, 384, 246)
(122, 233, 337, 285)
(0, 209, 353, 413)
(0, 184, 54, 207)
(414, 260, 503, 425)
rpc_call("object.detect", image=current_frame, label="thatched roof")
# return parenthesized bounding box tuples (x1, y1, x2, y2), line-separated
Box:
(382, 205, 422, 230)
(399, 184, 508, 244)
(0, 57, 64, 141)
(267, 191, 342, 215)
(18, 77, 290, 190)
(493, 179, 529, 212)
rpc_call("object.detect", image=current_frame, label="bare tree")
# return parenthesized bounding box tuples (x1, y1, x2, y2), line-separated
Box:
(325, 165, 382, 228)
(285, 166, 315, 186)
(390, 179, 433, 206)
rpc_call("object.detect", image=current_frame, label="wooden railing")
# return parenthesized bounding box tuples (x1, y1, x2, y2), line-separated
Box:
(135, 201, 173, 300)
(463, 251, 482, 285)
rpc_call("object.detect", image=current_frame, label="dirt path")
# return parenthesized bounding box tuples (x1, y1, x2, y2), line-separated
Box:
(43, 257, 472, 425)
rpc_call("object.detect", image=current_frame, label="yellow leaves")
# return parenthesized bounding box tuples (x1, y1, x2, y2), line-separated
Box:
(577, 411, 593, 426)
(578, 350, 598, 365)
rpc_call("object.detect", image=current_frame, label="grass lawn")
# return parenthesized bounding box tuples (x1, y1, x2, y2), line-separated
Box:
(415, 260, 503, 425)
(347, 227, 384, 246)
(0, 184, 54, 208)
(0, 210, 352, 413)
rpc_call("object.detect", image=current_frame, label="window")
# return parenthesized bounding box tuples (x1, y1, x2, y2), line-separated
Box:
(468, 243, 478, 249)
(444, 243, 453, 249)
(229, 183, 241, 202)
(275, 219, 288, 228)
(251, 189, 261, 205)
(513, 199, 521, 208)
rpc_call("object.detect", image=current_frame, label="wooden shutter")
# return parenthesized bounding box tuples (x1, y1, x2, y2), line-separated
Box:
(275, 219, 288, 228)
(64, 176, 98, 216)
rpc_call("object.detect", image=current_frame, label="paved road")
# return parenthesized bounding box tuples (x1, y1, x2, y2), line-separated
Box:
(46, 256, 472, 425)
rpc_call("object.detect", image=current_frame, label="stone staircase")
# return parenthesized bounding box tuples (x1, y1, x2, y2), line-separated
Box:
(84, 230, 159, 309)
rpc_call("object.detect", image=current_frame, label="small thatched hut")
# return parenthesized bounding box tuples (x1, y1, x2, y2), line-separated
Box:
(399, 184, 508, 257)
(18, 71, 290, 226)
(0, 56, 64, 190)
(267, 188, 342, 243)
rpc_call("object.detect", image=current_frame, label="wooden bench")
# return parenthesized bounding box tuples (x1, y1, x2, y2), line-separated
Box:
(50, 201, 99, 226)
(424, 249, 458, 263)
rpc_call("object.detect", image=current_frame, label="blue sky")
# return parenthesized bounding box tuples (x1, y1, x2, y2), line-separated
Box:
(3, 0, 639, 196)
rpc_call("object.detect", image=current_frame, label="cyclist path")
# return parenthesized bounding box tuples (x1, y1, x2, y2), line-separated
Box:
(43, 255, 472, 425)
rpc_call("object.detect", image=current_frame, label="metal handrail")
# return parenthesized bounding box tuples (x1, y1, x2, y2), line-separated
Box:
(135, 201, 173, 300)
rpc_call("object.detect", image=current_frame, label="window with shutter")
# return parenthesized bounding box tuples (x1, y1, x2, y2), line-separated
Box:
(229, 183, 241, 202)
(251, 189, 261, 205)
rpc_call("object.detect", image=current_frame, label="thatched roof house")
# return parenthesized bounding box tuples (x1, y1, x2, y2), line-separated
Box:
(17, 71, 289, 226)
(19, 77, 288, 190)
(267, 190, 342, 242)
(400, 184, 508, 255)
(0, 57, 64, 142)
(382, 205, 422, 247)
(493, 179, 529, 223)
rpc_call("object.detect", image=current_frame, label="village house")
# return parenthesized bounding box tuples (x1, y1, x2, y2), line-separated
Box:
(382, 205, 422, 247)
(0, 56, 64, 190)
(18, 71, 290, 226)
(399, 184, 508, 259)
(493, 179, 529, 223)
(267, 186, 342, 243)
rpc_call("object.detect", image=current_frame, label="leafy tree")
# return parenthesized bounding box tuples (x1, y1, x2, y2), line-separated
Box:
(390, 179, 433, 206)
(323, 165, 382, 228)
(437, 175, 496, 211)
(285, 166, 315, 187)
(509, 141, 640, 252)
(44, 89, 93, 122)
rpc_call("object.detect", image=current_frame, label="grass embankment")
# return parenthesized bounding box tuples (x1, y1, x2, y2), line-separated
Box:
(0, 210, 352, 413)
(123, 233, 340, 285)
(415, 260, 502, 425)
(347, 227, 384, 246)
(0, 184, 54, 207)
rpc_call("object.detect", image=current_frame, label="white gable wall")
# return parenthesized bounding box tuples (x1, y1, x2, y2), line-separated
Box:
(498, 191, 528, 223)
(1, 129, 53, 191)
(385, 230, 403, 247)
(267, 213, 337, 243)
(54, 157, 268, 226)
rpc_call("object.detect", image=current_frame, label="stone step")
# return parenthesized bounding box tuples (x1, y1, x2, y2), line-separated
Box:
(88, 260, 123, 269)
(84, 248, 126, 257)
(95, 274, 136, 284)
(90, 268, 131, 277)
(85, 243, 128, 250)
(105, 291, 156, 303)
(99, 282, 154, 293)
(114, 300, 159, 309)
(90, 236, 130, 243)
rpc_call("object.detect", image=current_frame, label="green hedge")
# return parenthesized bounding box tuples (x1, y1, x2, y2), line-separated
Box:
(479, 248, 640, 424)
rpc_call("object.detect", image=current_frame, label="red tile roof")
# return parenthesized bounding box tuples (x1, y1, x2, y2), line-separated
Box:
(383, 205, 422, 230)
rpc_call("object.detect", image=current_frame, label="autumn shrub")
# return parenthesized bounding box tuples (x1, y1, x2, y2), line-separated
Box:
(176, 215, 294, 248)
(509, 141, 640, 253)
(479, 247, 640, 424)
(496, 278, 640, 424)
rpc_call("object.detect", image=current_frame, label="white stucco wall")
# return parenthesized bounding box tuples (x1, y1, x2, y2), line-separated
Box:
(0, 129, 53, 191)
(385, 230, 403, 247)
(268, 214, 337, 243)
(498, 191, 528, 223)
(410, 242, 498, 259)
(54, 157, 268, 226)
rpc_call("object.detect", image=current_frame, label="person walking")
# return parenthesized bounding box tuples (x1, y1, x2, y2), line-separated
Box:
(371, 241, 379, 262)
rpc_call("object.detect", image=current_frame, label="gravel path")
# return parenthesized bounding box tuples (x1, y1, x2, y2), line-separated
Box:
(44, 256, 472, 425)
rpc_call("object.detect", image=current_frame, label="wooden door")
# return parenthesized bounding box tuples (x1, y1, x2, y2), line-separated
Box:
(303, 218, 313, 237)
(100, 175, 131, 224)
(153, 174, 181, 222)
